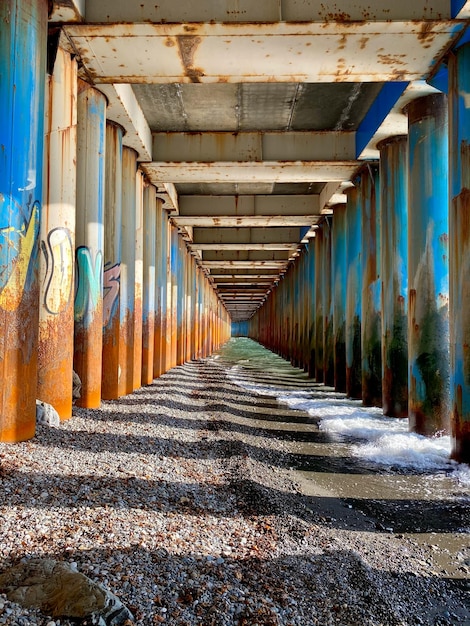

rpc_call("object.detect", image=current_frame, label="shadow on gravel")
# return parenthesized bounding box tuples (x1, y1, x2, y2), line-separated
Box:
(2, 544, 467, 625)
(0, 463, 467, 535)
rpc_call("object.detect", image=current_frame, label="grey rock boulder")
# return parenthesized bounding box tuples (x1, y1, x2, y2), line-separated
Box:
(0, 559, 134, 625)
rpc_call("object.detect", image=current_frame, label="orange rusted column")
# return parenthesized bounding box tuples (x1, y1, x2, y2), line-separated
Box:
(164, 216, 173, 371)
(74, 81, 106, 408)
(141, 182, 157, 385)
(119, 146, 138, 395)
(0, 0, 48, 441)
(176, 234, 185, 366)
(38, 48, 77, 419)
(133, 169, 144, 390)
(101, 121, 123, 400)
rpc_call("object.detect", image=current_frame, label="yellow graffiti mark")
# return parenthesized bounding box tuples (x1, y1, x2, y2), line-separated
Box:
(0, 207, 39, 312)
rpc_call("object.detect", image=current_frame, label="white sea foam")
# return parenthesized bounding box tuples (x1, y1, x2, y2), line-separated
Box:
(220, 337, 469, 479)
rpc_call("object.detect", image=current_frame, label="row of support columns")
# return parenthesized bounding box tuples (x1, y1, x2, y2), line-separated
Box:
(0, 13, 230, 443)
(249, 58, 470, 463)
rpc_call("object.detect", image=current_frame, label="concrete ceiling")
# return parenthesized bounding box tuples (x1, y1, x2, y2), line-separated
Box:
(54, 0, 470, 321)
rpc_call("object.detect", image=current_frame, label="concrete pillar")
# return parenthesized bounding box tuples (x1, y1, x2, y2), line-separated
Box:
(101, 122, 123, 400)
(38, 48, 77, 419)
(407, 93, 450, 435)
(323, 217, 335, 387)
(133, 169, 144, 390)
(448, 43, 470, 462)
(0, 0, 47, 440)
(176, 235, 185, 366)
(360, 164, 382, 407)
(141, 182, 157, 385)
(345, 184, 363, 400)
(315, 227, 324, 382)
(332, 204, 347, 393)
(119, 146, 138, 395)
(74, 81, 106, 408)
(378, 136, 409, 417)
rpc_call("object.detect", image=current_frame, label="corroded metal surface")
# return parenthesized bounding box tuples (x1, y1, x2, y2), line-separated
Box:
(102, 122, 123, 400)
(73, 81, 106, 408)
(332, 204, 347, 392)
(407, 93, 450, 435)
(0, 0, 48, 441)
(323, 217, 335, 387)
(141, 182, 157, 386)
(379, 136, 409, 418)
(315, 226, 325, 383)
(449, 43, 470, 463)
(360, 164, 382, 407)
(38, 47, 77, 419)
(345, 184, 362, 400)
(133, 169, 144, 390)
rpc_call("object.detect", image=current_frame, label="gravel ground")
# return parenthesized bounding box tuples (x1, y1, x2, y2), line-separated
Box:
(0, 354, 469, 625)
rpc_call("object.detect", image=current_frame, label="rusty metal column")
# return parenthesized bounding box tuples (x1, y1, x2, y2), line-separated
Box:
(176, 235, 185, 366)
(169, 224, 178, 368)
(345, 184, 363, 400)
(360, 164, 382, 407)
(379, 136, 409, 417)
(74, 81, 106, 408)
(448, 44, 470, 462)
(307, 239, 316, 378)
(153, 199, 164, 377)
(119, 147, 137, 394)
(38, 48, 77, 419)
(315, 226, 324, 382)
(323, 217, 335, 386)
(332, 204, 347, 392)
(133, 169, 144, 390)
(101, 122, 123, 400)
(163, 215, 172, 371)
(0, 0, 47, 440)
(407, 94, 450, 435)
(141, 182, 157, 385)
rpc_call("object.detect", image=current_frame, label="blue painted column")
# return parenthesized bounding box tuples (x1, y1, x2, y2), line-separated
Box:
(142, 182, 157, 385)
(360, 164, 382, 407)
(315, 225, 324, 382)
(378, 136, 409, 417)
(0, 0, 47, 441)
(101, 122, 123, 399)
(407, 93, 450, 435)
(307, 238, 316, 378)
(332, 204, 347, 392)
(345, 183, 363, 399)
(448, 43, 470, 462)
(73, 81, 106, 408)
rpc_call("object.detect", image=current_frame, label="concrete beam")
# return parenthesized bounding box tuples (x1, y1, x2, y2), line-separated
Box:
(50, 0, 85, 21)
(192, 243, 298, 251)
(173, 215, 319, 227)
(143, 161, 361, 184)
(179, 195, 321, 217)
(64, 21, 464, 83)
(97, 84, 152, 161)
(192, 226, 302, 244)
(83, 1, 455, 22)
(152, 132, 356, 162)
(204, 261, 287, 268)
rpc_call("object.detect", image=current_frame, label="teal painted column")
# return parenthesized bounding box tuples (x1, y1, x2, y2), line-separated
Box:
(315, 225, 324, 382)
(378, 136, 409, 418)
(448, 43, 470, 462)
(360, 164, 382, 407)
(332, 204, 347, 392)
(345, 184, 363, 399)
(0, 0, 47, 441)
(142, 182, 157, 385)
(74, 80, 106, 408)
(323, 217, 335, 387)
(307, 238, 316, 378)
(407, 93, 450, 435)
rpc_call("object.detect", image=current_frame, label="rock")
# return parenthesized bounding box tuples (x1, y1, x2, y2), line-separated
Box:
(0, 559, 134, 625)
(36, 401, 60, 427)
(73, 371, 82, 400)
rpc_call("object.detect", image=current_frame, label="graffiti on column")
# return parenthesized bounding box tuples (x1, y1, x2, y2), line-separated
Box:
(74, 246, 103, 325)
(0, 196, 40, 312)
(103, 262, 120, 327)
(41, 227, 74, 315)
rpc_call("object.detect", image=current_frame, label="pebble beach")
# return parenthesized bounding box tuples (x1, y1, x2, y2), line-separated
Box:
(0, 341, 469, 625)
